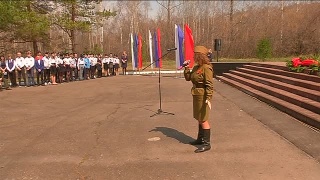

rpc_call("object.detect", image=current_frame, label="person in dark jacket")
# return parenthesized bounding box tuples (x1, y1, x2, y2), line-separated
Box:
(6, 54, 17, 87)
(34, 52, 44, 86)
(0, 56, 11, 90)
(121, 51, 128, 75)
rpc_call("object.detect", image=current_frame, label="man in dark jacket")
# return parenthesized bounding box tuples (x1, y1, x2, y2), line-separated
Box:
(34, 52, 44, 86)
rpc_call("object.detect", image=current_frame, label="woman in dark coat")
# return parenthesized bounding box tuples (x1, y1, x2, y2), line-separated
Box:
(96, 55, 102, 78)
(183, 46, 214, 153)
(121, 51, 128, 75)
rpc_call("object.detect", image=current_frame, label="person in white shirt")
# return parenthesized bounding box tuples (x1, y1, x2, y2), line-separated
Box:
(102, 54, 109, 77)
(114, 54, 120, 76)
(15, 52, 27, 87)
(57, 53, 65, 83)
(6, 54, 17, 87)
(42, 52, 50, 85)
(49, 52, 58, 85)
(77, 54, 85, 80)
(108, 53, 114, 76)
(89, 54, 97, 79)
(25, 50, 35, 87)
(70, 53, 77, 81)
(63, 53, 72, 82)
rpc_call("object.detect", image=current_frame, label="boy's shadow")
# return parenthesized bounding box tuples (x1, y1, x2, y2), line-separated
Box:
(149, 127, 197, 147)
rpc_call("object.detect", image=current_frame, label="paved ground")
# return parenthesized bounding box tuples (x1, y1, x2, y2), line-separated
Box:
(0, 75, 319, 180)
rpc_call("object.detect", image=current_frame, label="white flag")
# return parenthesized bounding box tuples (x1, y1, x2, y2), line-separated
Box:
(149, 30, 153, 69)
(175, 24, 179, 69)
(130, 33, 135, 70)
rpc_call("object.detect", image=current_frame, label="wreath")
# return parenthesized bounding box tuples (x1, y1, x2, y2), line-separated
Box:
(286, 56, 319, 75)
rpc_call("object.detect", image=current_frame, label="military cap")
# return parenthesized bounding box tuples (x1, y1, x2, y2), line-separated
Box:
(194, 46, 208, 55)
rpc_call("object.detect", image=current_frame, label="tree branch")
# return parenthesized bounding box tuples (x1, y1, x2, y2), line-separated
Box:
(51, 22, 71, 38)
(12, 40, 33, 43)
(169, 2, 183, 10)
(156, 0, 169, 10)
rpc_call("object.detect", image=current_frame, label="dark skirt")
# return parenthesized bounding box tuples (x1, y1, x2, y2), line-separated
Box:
(103, 63, 108, 70)
(121, 63, 127, 68)
(50, 65, 57, 74)
(114, 63, 119, 69)
(109, 62, 113, 69)
(58, 65, 65, 73)
(65, 65, 71, 72)
(96, 64, 102, 70)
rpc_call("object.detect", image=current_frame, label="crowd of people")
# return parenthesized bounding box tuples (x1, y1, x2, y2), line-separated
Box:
(0, 50, 129, 90)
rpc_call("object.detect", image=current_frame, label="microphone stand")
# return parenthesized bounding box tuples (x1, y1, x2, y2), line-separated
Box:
(142, 50, 175, 117)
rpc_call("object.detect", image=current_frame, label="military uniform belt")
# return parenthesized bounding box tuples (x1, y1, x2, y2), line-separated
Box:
(193, 84, 205, 88)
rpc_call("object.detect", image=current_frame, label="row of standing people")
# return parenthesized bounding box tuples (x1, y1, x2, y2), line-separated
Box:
(0, 51, 129, 90)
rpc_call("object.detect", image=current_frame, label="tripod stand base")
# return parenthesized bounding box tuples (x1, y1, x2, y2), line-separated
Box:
(150, 109, 175, 117)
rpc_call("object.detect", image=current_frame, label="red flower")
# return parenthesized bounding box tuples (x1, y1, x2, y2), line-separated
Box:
(301, 59, 318, 66)
(292, 57, 302, 67)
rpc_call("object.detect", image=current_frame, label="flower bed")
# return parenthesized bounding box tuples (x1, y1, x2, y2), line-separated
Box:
(286, 57, 320, 76)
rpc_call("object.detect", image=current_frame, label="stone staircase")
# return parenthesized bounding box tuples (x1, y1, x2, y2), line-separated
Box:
(216, 62, 320, 129)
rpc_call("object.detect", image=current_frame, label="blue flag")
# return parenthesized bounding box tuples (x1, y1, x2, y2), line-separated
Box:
(134, 34, 138, 68)
(154, 32, 159, 68)
(178, 26, 184, 67)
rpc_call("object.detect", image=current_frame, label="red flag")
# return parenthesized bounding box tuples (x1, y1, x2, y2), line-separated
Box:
(157, 28, 162, 68)
(184, 24, 194, 68)
(138, 34, 143, 69)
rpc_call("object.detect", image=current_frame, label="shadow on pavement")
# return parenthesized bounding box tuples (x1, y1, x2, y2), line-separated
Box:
(149, 127, 197, 147)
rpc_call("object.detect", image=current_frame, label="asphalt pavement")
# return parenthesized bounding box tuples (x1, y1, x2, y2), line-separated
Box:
(0, 75, 319, 179)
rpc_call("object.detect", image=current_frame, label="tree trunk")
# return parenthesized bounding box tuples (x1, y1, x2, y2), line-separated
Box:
(167, 0, 171, 28)
(71, 3, 76, 52)
(33, 40, 38, 56)
(27, 1, 39, 55)
(230, 0, 234, 22)
(280, 0, 284, 45)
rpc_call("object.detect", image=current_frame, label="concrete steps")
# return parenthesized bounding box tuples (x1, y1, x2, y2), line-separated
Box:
(216, 63, 320, 129)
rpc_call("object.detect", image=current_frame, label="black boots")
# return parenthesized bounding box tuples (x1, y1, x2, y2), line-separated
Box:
(190, 124, 204, 145)
(190, 125, 211, 153)
(194, 129, 211, 153)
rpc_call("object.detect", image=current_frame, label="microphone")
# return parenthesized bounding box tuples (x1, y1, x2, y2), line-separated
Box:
(167, 48, 177, 51)
(177, 60, 190, 70)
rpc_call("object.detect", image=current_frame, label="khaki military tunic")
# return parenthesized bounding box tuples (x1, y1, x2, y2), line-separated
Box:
(184, 64, 214, 121)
